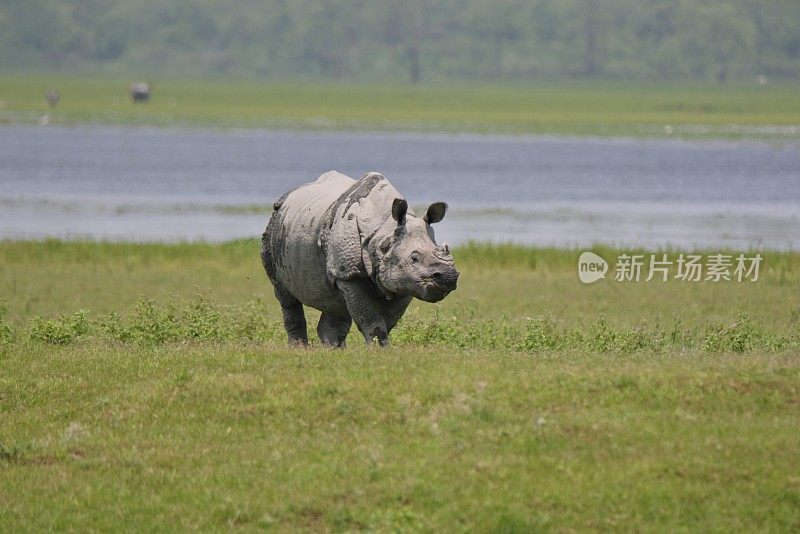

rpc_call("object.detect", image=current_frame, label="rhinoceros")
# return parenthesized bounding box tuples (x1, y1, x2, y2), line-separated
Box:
(261, 171, 459, 347)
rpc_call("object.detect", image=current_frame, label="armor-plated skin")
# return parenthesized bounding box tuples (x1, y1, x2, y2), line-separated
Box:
(261, 170, 459, 347)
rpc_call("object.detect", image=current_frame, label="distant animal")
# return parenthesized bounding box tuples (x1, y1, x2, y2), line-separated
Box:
(130, 82, 151, 103)
(261, 171, 459, 347)
(46, 88, 59, 108)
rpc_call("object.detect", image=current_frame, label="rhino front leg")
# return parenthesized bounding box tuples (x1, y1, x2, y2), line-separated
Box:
(317, 313, 352, 348)
(337, 279, 390, 346)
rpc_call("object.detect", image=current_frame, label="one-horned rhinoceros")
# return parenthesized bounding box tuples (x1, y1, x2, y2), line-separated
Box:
(261, 171, 459, 347)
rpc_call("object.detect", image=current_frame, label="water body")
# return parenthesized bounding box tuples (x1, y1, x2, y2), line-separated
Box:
(1, 125, 798, 250)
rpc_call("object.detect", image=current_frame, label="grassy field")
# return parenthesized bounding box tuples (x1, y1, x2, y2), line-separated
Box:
(1, 240, 799, 531)
(1, 76, 799, 138)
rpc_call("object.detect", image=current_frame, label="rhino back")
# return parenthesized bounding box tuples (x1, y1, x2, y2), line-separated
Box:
(354, 175, 410, 242)
(266, 171, 355, 314)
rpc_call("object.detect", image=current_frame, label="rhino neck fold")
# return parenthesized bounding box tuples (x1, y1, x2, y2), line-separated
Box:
(374, 275, 395, 300)
(364, 234, 395, 300)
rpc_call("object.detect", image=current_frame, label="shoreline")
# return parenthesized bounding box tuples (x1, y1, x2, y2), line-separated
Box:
(4, 112, 800, 142)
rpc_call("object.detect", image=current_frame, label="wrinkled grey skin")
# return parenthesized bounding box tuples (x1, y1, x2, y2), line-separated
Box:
(261, 171, 459, 347)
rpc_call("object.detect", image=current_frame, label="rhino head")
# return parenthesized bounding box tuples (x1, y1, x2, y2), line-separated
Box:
(324, 172, 459, 303)
(372, 198, 459, 302)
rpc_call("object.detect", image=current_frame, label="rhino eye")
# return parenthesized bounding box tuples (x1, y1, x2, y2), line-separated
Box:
(411, 252, 420, 262)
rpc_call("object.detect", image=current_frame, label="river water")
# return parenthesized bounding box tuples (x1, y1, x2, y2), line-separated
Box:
(1, 125, 798, 249)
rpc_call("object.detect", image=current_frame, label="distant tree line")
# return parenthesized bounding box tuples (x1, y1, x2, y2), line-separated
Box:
(1, 0, 798, 82)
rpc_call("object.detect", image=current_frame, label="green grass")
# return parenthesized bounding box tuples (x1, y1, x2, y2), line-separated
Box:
(2, 76, 799, 138)
(3, 345, 799, 531)
(2, 239, 798, 332)
(1, 240, 800, 531)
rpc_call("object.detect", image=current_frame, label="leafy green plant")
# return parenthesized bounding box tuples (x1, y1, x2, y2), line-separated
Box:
(184, 294, 229, 341)
(29, 310, 89, 345)
(522, 316, 558, 352)
(0, 301, 13, 348)
(586, 316, 616, 353)
(98, 312, 133, 342)
(130, 299, 181, 344)
(703, 312, 770, 353)
(234, 298, 284, 343)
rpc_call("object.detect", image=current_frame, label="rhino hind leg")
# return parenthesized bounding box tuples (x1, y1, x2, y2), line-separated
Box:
(280, 298, 308, 346)
(273, 284, 308, 346)
(317, 313, 352, 348)
(261, 225, 308, 346)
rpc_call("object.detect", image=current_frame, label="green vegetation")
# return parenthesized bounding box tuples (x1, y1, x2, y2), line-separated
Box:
(7, 292, 800, 354)
(3, 344, 799, 531)
(2, 239, 799, 332)
(1, 240, 799, 530)
(2, 1, 799, 82)
(2, 76, 800, 138)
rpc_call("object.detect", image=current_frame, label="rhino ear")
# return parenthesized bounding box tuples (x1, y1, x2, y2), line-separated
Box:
(391, 198, 408, 224)
(424, 202, 448, 224)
